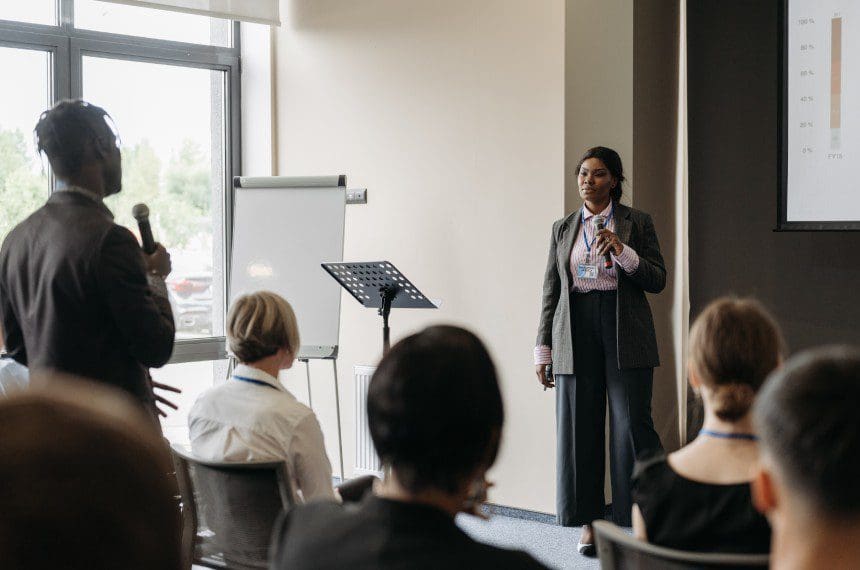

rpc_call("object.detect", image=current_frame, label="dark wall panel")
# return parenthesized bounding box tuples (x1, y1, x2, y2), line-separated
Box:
(635, 0, 680, 449)
(688, 0, 860, 353)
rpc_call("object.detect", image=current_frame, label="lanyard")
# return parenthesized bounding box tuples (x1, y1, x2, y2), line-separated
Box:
(699, 429, 758, 441)
(581, 203, 614, 253)
(233, 375, 278, 390)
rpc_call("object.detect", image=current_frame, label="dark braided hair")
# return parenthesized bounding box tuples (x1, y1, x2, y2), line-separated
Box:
(575, 146, 626, 202)
(34, 100, 117, 178)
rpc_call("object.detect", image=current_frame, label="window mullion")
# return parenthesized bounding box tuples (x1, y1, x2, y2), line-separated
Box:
(54, 36, 71, 101)
(68, 38, 83, 100)
(59, 0, 73, 29)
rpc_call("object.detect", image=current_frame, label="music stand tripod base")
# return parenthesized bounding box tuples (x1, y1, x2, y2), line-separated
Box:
(322, 261, 437, 353)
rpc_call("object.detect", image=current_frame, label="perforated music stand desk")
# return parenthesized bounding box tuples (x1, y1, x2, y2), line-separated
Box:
(322, 261, 437, 353)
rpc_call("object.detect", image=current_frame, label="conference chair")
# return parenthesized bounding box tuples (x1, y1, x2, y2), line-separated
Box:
(593, 520, 770, 570)
(171, 445, 298, 570)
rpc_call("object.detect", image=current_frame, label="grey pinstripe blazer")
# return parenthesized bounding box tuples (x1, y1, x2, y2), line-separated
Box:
(536, 202, 666, 373)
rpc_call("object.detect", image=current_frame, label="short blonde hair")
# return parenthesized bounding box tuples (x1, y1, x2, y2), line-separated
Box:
(688, 297, 784, 421)
(227, 291, 300, 363)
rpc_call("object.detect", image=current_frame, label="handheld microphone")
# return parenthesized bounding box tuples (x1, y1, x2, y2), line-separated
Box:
(132, 203, 156, 254)
(592, 215, 613, 270)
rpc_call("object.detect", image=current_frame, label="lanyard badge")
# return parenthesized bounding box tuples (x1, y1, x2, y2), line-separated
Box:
(576, 205, 614, 280)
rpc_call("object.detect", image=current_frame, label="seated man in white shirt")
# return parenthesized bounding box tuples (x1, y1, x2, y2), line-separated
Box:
(188, 291, 335, 502)
(0, 323, 29, 397)
(0, 358, 28, 397)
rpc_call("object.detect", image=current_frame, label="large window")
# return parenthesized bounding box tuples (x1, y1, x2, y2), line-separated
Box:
(153, 359, 229, 444)
(0, 2, 240, 435)
(0, 47, 52, 239)
(85, 57, 228, 340)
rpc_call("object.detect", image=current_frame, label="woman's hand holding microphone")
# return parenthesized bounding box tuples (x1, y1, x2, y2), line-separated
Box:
(536, 364, 555, 390)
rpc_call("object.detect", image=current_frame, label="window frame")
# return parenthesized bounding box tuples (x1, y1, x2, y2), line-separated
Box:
(0, 0, 240, 363)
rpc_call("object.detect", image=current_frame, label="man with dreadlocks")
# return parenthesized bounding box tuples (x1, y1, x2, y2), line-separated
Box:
(0, 100, 175, 424)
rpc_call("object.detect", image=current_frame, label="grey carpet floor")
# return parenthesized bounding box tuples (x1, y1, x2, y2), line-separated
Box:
(457, 513, 601, 570)
(193, 513, 610, 570)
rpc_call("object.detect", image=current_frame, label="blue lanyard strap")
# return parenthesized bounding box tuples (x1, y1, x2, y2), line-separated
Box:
(699, 429, 758, 441)
(581, 203, 614, 253)
(233, 375, 278, 390)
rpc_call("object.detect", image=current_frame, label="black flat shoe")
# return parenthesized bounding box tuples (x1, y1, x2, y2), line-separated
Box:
(577, 539, 597, 558)
(577, 524, 597, 558)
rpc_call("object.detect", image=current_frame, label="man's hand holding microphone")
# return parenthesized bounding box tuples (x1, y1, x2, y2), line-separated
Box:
(133, 203, 172, 279)
(132, 203, 180, 416)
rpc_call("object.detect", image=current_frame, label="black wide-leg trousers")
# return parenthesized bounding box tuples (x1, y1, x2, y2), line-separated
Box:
(555, 290, 662, 527)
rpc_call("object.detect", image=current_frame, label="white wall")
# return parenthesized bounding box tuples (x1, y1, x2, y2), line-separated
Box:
(272, 0, 564, 512)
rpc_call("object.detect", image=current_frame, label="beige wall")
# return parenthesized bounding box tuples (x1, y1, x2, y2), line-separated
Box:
(268, 0, 680, 514)
(565, 0, 633, 212)
(273, 0, 565, 512)
(240, 22, 274, 176)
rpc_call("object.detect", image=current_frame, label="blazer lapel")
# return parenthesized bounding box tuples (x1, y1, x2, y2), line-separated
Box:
(559, 210, 581, 280)
(614, 202, 632, 245)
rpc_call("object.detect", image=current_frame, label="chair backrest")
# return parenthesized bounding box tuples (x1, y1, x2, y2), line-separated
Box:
(594, 520, 770, 570)
(171, 444, 297, 570)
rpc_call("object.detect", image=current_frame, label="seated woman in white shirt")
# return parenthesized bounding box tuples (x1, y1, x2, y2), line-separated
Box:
(189, 291, 334, 502)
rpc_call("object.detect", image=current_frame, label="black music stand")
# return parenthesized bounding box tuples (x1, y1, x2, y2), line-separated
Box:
(322, 261, 437, 353)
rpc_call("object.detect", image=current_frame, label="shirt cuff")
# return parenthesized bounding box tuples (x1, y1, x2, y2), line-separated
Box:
(612, 244, 640, 274)
(147, 274, 169, 299)
(534, 345, 552, 366)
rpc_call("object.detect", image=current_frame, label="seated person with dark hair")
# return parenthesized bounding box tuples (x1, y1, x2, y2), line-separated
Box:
(752, 346, 860, 569)
(0, 379, 181, 570)
(632, 297, 779, 553)
(270, 325, 548, 570)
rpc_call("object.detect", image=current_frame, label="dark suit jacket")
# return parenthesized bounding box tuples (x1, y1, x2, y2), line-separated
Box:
(536, 202, 665, 372)
(0, 191, 175, 405)
(270, 496, 548, 570)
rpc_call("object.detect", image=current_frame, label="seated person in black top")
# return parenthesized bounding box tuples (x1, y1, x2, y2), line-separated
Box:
(752, 347, 860, 569)
(269, 325, 548, 570)
(632, 297, 781, 553)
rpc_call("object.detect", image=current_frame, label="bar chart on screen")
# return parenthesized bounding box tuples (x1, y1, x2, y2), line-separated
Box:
(829, 13, 843, 150)
(786, 1, 860, 223)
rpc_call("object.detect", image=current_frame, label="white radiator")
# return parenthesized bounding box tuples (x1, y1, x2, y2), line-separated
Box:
(354, 365, 382, 477)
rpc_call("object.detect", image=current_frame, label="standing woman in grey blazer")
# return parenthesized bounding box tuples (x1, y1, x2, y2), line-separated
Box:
(535, 146, 664, 555)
